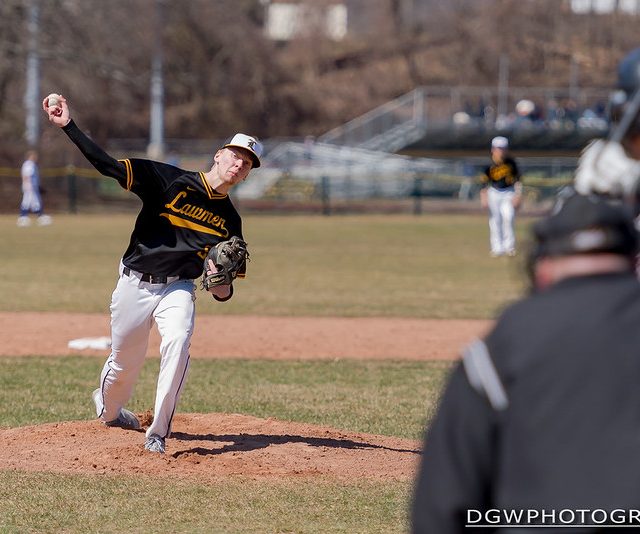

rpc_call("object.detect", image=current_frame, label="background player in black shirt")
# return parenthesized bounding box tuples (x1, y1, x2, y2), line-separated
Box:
(480, 136, 522, 257)
(43, 93, 262, 454)
(412, 191, 640, 533)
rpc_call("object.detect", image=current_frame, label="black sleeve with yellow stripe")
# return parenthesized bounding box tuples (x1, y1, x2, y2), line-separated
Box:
(125, 158, 184, 196)
(62, 120, 129, 187)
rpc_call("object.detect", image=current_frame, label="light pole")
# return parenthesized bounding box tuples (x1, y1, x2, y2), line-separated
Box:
(24, 0, 40, 149)
(148, 0, 166, 160)
(497, 53, 510, 124)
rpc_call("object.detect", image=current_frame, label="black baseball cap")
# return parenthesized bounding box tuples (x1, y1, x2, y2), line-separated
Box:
(533, 189, 638, 258)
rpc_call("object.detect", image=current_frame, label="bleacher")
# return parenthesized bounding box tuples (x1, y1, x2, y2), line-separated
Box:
(233, 86, 607, 206)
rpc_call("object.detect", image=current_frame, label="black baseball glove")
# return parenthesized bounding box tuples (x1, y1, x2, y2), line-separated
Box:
(201, 236, 249, 291)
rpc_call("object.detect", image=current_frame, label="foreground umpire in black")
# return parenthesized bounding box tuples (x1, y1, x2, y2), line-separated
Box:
(44, 93, 261, 455)
(412, 190, 640, 533)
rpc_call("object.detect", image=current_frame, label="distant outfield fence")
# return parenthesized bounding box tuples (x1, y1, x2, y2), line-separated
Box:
(232, 152, 576, 214)
(0, 156, 574, 216)
(0, 165, 137, 215)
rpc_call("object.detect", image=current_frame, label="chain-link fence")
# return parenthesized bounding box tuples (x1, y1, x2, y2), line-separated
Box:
(0, 153, 575, 216)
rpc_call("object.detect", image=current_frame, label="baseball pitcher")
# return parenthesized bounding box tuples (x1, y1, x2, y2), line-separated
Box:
(43, 93, 259, 454)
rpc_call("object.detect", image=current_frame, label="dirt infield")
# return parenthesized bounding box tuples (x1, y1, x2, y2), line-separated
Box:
(0, 312, 490, 480)
(0, 311, 490, 360)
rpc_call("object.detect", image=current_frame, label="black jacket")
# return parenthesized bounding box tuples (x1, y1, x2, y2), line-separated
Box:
(412, 272, 640, 533)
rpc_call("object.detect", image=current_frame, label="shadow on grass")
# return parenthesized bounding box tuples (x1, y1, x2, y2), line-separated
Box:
(170, 431, 421, 458)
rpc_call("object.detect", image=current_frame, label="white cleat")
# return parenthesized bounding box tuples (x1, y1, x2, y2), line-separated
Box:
(105, 408, 141, 430)
(92, 388, 140, 430)
(144, 435, 165, 454)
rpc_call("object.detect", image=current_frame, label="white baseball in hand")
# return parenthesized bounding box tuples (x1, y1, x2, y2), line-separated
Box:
(46, 93, 61, 108)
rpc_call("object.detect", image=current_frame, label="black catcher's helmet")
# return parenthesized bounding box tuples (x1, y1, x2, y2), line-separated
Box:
(525, 187, 639, 289)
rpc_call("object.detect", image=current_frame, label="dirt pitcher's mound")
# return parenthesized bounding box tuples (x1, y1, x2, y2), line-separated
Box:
(0, 413, 421, 481)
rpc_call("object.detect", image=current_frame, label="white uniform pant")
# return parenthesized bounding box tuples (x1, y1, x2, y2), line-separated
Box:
(487, 186, 516, 255)
(20, 188, 42, 214)
(93, 263, 196, 440)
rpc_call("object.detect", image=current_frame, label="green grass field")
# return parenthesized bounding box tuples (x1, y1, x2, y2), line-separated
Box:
(0, 213, 534, 533)
(0, 213, 529, 317)
(0, 356, 449, 533)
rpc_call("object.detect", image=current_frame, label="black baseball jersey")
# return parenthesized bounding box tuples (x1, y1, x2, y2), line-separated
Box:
(412, 272, 640, 533)
(63, 120, 244, 279)
(481, 156, 520, 190)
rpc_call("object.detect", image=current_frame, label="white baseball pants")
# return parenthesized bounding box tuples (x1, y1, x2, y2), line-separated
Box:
(487, 186, 516, 255)
(20, 188, 42, 214)
(93, 263, 196, 440)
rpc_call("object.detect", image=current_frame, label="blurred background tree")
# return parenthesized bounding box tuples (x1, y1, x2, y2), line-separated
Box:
(1, 0, 639, 163)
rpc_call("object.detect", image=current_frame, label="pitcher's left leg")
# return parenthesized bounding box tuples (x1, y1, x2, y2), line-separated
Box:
(500, 192, 516, 254)
(146, 280, 196, 442)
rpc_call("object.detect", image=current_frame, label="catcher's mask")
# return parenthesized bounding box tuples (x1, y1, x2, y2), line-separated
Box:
(525, 187, 639, 288)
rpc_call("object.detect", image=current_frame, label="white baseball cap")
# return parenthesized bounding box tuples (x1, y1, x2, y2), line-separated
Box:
(491, 136, 509, 149)
(223, 133, 263, 168)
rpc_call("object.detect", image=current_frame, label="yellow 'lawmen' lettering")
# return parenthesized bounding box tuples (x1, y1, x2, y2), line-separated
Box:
(490, 164, 516, 185)
(160, 214, 228, 237)
(164, 190, 229, 234)
(490, 164, 512, 180)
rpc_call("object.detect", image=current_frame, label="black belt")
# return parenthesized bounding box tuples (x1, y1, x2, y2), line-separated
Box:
(123, 266, 176, 284)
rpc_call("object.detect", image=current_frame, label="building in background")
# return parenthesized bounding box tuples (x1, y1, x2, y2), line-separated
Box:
(262, 0, 436, 41)
(568, 0, 640, 14)
(263, 0, 348, 41)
